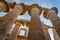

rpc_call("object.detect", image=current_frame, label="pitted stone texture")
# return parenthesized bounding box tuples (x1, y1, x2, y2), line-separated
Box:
(49, 13, 60, 37)
(41, 22, 51, 40)
(52, 29, 60, 40)
(0, 5, 23, 40)
(7, 22, 20, 40)
(28, 8, 46, 40)
(3, 4, 23, 34)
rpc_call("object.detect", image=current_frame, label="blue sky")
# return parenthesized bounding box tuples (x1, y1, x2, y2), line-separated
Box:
(0, 0, 60, 40)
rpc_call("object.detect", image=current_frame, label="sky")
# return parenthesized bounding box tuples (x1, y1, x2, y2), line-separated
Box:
(0, 0, 60, 40)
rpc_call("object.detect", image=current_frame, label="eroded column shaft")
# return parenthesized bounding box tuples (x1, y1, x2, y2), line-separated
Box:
(49, 13, 60, 37)
(41, 23, 51, 40)
(0, 5, 23, 40)
(52, 29, 60, 40)
(7, 22, 20, 40)
(28, 8, 46, 40)
(4, 5, 23, 33)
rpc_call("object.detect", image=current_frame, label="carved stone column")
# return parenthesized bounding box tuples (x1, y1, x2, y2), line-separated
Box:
(7, 21, 21, 40)
(43, 7, 60, 37)
(28, 4, 46, 40)
(41, 22, 51, 40)
(0, 3, 25, 40)
(52, 28, 60, 40)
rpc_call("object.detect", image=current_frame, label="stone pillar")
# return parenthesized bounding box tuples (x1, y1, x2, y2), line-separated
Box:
(52, 28, 60, 40)
(28, 4, 46, 40)
(41, 22, 51, 40)
(0, 4, 25, 40)
(43, 7, 60, 37)
(7, 21, 21, 40)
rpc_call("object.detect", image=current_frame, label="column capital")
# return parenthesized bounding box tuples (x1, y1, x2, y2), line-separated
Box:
(18, 3, 26, 15)
(8, 2, 16, 9)
(13, 3, 26, 15)
(7, 3, 26, 15)
(0, 0, 9, 12)
(43, 7, 58, 19)
(28, 4, 42, 16)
